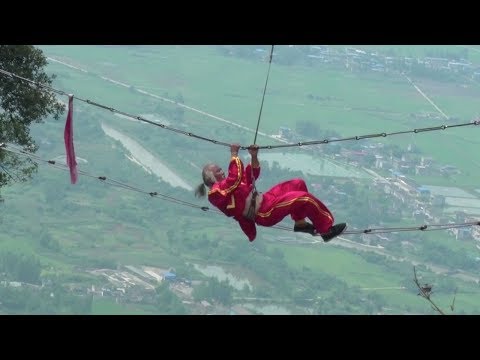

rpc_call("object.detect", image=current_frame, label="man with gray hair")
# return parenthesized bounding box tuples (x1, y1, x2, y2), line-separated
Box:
(195, 143, 346, 242)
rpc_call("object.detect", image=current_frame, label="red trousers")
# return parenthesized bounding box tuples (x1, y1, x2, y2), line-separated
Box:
(256, 179, 334, 233)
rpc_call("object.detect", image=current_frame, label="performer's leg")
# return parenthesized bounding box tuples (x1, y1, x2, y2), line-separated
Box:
(263, 179, 309, 223)
(264, 178, 308, 198)
(256, 191, 334, 233)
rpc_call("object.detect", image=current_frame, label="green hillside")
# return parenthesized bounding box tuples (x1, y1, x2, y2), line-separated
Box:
(1, 45, 479, 314)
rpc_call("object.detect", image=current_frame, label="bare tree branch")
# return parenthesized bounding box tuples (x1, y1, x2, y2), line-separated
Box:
(0, 163, 20, 182)
(450, 288, 457, 312)
(413, 266, 445, 315)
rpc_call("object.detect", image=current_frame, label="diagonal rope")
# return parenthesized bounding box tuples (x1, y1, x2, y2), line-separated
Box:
(0, 67, 478, 152)
(256, 121, 480, 150)
(249, 45, 275, 199)
(2, 143, 479, 237)
(253, 45, 274, 146)
(2, 59, 479, 239)
(271, 219, 480, 236)
(244, 46, 276, 222)
(1, 143, 221, 213)
(0, 68, 232, 148)
(0, 163, 20, 182)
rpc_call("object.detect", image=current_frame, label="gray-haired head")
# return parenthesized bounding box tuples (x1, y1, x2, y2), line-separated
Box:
(194, 163, 224, 198)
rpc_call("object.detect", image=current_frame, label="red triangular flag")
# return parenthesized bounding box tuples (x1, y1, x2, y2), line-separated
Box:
(64, 95, 78, 184)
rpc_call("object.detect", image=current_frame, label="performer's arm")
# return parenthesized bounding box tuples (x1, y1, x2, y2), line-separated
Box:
(246, 144, 260, 185)
(214, 156, 242, 195)
(210, 144, 243, 195)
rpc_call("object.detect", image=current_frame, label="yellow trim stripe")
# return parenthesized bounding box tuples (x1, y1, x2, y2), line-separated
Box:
(208, 188, 228, 196)
(226, 156, 242, 193)
(226, 195, 236, 209)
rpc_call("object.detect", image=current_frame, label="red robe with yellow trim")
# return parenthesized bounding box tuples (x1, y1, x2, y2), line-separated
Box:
(209, 158, 334, 242)
(208, 156, 260, 241)
(255, 178, 334, 234)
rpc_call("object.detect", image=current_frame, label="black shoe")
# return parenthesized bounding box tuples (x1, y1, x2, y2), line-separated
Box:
(321, 223, 347, 242)
(293, 222, 316, 235)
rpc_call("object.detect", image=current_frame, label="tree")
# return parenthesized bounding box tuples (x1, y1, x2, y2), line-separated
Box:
(0, 46, 64, 198)
(192, 278, 233, 306)
(39, 228, 61, 252)
(0, 249, 42, 284)
(154, 282, 188, 314)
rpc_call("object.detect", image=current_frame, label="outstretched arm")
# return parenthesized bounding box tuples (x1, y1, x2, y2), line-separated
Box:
(246, 144, 260, 185)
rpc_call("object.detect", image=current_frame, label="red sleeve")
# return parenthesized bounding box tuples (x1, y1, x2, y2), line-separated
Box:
(245, 164, 261, 187)
(209, 156, 243, 196)
(237, 217, 257, 242)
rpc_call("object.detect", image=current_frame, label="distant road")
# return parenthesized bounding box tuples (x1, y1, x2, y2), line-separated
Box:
(46, 56, 274, 141)
(334, 234, 480, 284)
(284, 234, 480, 285)
(360, 286, 406, 291)
(455, 45, 480, 54)
(46, 54, 361, 178)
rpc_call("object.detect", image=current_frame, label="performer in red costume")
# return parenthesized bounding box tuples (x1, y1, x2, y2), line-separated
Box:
(195, 143, 346, 242)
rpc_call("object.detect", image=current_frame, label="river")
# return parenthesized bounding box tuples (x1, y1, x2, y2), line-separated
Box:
(100, 122, 193, 191)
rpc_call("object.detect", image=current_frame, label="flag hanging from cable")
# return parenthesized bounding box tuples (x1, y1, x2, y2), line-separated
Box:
(64, 95, 78, 184)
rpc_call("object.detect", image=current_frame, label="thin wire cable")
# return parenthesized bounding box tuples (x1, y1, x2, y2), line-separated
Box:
(338, 222, 480, 235)
(4, 142, 479, 237)
(0, 68, 231, 148)
(0, 163, 20, 182)
(257, 121, 480, 150)
(274, 220, 480, 235)
(1, 67, 478, 152)
(250, 45, 275, 196)
(253, 45, 274, 146)
(1, 144, 222, 213)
